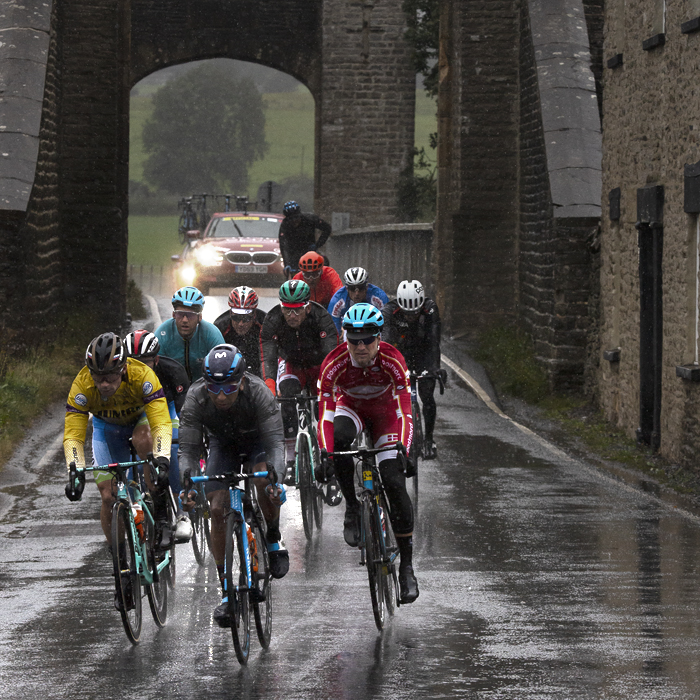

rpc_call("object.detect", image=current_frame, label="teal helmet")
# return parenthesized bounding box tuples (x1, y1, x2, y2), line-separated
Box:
(279, 279, 310, 307)
(342, 303, 384, 335)
(172, 286, 205, 309)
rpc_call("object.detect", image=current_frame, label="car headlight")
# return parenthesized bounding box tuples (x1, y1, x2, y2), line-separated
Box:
(180, 265, 197, 284)
(195, 245, 224, 267)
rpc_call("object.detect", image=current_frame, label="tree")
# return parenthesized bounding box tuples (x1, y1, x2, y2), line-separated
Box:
(142, 62, 268, 195)
(403, 0, 439, 98)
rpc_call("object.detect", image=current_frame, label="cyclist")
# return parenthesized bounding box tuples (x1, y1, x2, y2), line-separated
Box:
(177, 344, 289, 628)
(155, 286, 225, 383)
(213, 286, 266, 378)
(124, 329, 192, 543)
(317, 304, 419, 603)
(63, 332, 174, 560)
(278, 200, 332, 276)
(292, 251, 343, 309)
(327, 267, 389, 334)
(260, 280, 338, 485)
(382, 280, 442, 460)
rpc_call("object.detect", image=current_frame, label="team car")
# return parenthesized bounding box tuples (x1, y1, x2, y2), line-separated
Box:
(171, 210, 285, 294)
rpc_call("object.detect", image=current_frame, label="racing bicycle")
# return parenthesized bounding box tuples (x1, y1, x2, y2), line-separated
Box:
(67, 459, 175, 644)
(186, 466, 276, 664)
(328, 435, 408, 631)
(408, 368, 446, 492)
(276, 394, 330, 540)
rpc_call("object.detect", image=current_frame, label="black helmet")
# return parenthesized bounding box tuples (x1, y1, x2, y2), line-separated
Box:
(85, 333, 126, 374)
(203, 344, 246, 384)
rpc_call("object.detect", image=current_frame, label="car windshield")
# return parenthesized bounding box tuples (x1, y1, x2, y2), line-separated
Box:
(207, 216, 281, 239)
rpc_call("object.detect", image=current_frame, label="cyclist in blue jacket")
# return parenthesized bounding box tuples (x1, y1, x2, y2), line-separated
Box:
(327, 267, 389, 334)
(155, 286, 225, 383)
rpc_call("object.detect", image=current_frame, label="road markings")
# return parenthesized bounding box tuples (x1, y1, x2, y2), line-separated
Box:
(441, 354, 574, 463)
(36, 433, 64, 469)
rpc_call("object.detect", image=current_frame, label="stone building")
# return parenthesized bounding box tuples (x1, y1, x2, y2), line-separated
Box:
(598, 0, 700, 462)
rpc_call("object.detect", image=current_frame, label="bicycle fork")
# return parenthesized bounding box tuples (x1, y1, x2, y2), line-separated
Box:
(223, 489, 253, 598)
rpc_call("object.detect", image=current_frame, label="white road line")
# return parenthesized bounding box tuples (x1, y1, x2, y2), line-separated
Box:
(441, 353, 574, 463)
(36, 433, 65, 469)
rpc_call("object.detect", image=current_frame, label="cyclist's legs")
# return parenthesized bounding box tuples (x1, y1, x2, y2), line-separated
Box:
(92, 418, 134, 542)
(417, 376, 437, 440)
(277, 359, 302, 442)
(332, 413, 361, 509)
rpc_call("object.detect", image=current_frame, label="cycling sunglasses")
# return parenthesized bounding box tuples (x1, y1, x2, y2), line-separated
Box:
(206, 381, 242, 395)
(346, 334, 379, 346)
(346, 285, 367, 293)
(174, 310, 200, 320)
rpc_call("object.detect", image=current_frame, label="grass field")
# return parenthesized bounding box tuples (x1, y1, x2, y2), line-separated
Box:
(128, 85, 437, 265)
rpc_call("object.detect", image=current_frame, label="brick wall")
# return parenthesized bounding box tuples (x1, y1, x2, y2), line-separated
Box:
(317, 0, 416, 227)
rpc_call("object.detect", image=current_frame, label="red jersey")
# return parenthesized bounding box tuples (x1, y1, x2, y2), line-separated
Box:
(293, 266, 343, 308)
(317, 341, 413, 453)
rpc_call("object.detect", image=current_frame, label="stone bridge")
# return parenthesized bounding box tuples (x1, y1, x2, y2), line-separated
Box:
(0, 0, 414, 334)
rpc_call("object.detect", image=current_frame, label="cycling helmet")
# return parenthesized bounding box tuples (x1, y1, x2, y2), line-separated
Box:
(396, 280, 425, 312)
(203, 344, 247, 384)
(228, 286, 259, 314)
(85, 332, 127, 375)
(299, 251, 324, 273)
(279, 279, 310, 307)
(344, 267, 368, 286)
(124, 330, 160, 359)
(342, 303, 384, 334)
(172, 286, 205, 309)
(283, 201, 300, 217)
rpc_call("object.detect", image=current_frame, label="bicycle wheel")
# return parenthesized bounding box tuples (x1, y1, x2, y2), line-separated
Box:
(297, 436, 314, 540)
(411, 398, 423, 494)
(361, 496, 386, 631)
(144, 504, 168, 627)
(250, 515, 272, 648)
(311, 437, 325, 530)
(191, 487, 210, 566)
(112, 501, 143, 644)
(225, 515, 250, 664)
(378, 493, 397, 617)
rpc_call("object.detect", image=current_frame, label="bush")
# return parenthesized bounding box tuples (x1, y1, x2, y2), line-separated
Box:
(396, 147, 436, 223)
(127, 279, 148, 319)
(473, 324, 550, 403)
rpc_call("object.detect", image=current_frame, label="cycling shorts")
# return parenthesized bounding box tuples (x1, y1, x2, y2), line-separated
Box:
(275, 359, 320, 393)
(204, 436, 267, 495)
(91, 416, 141, 484)
(334, 395, 406, 463)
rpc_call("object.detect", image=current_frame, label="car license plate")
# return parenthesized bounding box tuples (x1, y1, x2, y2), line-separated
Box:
(235, 265, 266, 273)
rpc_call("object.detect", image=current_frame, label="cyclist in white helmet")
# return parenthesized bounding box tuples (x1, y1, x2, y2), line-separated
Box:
(327, 266, 389, 334)
(382, 280, 442, 459)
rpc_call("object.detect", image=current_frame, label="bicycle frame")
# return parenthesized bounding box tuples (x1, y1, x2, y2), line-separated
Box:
(190, 469, 273, 595)
(70, 461, 171, 586)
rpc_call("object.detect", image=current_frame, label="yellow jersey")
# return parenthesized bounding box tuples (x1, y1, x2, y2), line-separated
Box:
(63, 358, 172, 468)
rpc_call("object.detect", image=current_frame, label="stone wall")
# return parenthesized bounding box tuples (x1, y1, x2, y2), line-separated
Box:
(599, 0, 700, 462)
(436, 0, 602, 390)
(325, 224, 433, 299)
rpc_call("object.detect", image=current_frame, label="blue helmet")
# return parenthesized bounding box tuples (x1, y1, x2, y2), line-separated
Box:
(283, 201, 300, 216)
(172, 286, 205, 309)
(342, 303, 384, 334)
(203, 344, 246, 384)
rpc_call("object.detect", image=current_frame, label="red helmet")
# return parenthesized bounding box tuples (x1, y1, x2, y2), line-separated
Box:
(228, 286, 259, 314)
(299, 251, 324, 273)
(124, 330, 160, 359)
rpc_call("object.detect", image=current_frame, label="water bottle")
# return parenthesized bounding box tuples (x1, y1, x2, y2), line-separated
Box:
(246, 523, 259, 573)
(132, 503, 145, 541)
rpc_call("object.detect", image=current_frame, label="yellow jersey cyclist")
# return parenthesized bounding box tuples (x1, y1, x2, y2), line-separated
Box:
(63, 332, 176, 558)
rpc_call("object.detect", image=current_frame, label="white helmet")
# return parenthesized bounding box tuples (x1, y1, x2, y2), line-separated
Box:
(344, 267, 368, 286)
(397, 280, 425, 311)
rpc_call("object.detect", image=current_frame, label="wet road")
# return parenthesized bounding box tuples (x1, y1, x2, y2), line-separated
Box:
(3, 297, 700, 697)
